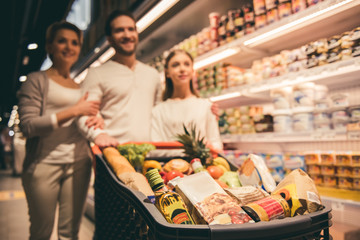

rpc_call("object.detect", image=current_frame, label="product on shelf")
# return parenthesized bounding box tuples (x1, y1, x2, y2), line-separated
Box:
(292, 82, 315, 107)
(284, 153, 306, 176)
(271, 87, 292, 109)
(263, 152, 285, 183)
(272, 109, 292, 133)
(292, 106, 314, 132)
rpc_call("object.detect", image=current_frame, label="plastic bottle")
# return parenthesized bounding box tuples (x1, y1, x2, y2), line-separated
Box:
(190, 158, 206, 173)
(145, 169, 194, 224)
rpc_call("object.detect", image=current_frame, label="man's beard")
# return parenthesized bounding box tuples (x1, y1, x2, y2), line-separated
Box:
(115, 40, 137, 56)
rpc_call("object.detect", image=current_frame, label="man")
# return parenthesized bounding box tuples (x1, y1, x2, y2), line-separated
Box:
(77, 10, 162, 148)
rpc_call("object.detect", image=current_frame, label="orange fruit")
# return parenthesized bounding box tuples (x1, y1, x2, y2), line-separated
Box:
(207, 165, 224, 179)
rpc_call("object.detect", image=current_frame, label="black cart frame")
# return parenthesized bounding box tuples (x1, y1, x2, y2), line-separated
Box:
(94, 154, 332, 240)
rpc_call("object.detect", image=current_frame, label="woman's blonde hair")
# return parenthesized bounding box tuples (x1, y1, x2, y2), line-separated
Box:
(45, 21, 83, 61)
(162, 49, 199, 101)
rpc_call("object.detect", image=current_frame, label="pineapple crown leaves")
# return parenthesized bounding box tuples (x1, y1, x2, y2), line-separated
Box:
(175, 123, 211, 165)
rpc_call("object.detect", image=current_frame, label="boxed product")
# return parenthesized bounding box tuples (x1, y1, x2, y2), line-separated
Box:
(238, 154, 277, 192)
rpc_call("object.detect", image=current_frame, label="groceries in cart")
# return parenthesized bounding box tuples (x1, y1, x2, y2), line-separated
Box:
(101, 127, 324, 226)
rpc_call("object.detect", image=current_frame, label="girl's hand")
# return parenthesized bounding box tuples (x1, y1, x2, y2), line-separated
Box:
(75, 92, 100, 117)
(85, 115, 104, 129)
(210, 102, 220, 120)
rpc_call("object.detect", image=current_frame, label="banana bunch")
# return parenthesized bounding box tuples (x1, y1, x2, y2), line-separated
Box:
(212, 157, 231, 172)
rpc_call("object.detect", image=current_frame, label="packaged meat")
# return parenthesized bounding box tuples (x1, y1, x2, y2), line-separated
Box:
(175, 172, 253, 225)
(225, 186, 269, 205)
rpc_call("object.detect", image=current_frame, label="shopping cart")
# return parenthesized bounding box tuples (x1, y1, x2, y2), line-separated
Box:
(93, 143, 332, 240)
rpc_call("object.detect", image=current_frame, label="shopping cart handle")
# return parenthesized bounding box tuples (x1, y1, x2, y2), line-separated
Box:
(121, 141, 183, 149)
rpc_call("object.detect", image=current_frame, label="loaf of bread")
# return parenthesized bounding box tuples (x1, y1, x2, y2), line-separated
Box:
(118, 172, 154, 196)
(103, 147, 135, 176)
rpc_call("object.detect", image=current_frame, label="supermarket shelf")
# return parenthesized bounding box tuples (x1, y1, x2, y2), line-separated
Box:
(194, 0, 360, 68)
(210, 56, 360, 108)
(221, 130, 359, 143)
(318, 186, 360, 203)
(138, 0, 360, 67)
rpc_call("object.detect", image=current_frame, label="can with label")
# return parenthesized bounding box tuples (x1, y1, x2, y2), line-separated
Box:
(241, 195, 290, 222)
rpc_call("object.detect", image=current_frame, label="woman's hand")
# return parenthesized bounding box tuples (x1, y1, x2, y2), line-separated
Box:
(74, 92, 100, 117)
(85, 115, 104, 129)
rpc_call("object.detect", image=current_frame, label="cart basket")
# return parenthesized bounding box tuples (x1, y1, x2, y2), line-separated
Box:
(94, 147, 332, 240)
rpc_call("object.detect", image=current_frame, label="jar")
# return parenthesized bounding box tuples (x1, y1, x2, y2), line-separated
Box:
(293, 82, 315, 107)
(271, 87, 292, 109)
(314, 99, 331, 111)
(314, 84, 328, 101)
(253, 0, 266, 15)
(332, 120, 348, 132)
(291, 0, 307, 13)
(323, 176, 337, 187)
(209, 12, 220, 28)
(338, 177, 353, 189)
(313, 111, 330, 122)
(292, 107, 314, 132)
(331, 108, 349, 122)
(266, 8, 279, 24)
(314, 119, 331, 131)
(273, 109, 292, 133)
(243, 4, 255, 23)
(349, 105, 360, 121)
(330, 93, 349, 107)
(337, 166, 352, 177)
(255, 13, 267, 29)
(265, 0, 278, 10)
(278, 2, 292, 19)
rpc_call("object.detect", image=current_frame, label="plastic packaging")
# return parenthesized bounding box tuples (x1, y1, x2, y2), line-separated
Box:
(273, 109, 292, 132)
(330, 93, 349, 107)
(314, 84, 328, 101)
(271, 87, 292, 109)
(293, 82, 315, 107)
(292, 107, 314, 132)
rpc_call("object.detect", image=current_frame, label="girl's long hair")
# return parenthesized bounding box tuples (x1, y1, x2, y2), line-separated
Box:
(162, 49, 199, 101)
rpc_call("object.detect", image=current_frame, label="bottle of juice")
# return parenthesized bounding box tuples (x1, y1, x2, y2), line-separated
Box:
(145, 169, 194, 224)
(190, 158, 206, 173)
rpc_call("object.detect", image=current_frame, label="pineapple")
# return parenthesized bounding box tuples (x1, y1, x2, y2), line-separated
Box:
(175, 123, 211, 165)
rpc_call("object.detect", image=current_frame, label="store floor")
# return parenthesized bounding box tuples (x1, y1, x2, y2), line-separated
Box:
(1, 168, 360, 240)
(0, 169, 94, 240)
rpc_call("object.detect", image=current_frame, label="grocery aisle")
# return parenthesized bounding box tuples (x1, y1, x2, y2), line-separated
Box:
(0, 169, 94, 240)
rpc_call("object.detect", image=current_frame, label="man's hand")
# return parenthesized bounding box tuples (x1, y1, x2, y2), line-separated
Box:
(94, 133, 119, 149)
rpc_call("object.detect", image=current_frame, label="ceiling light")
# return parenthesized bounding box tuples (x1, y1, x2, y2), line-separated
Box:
(98, 47, 115, 63)
(27, 43, 38, 50)
(194, 48, 240, 70)
(244, 0, 354, 47)
(136, 0, 180, 33)
(19, 76, 27, 82)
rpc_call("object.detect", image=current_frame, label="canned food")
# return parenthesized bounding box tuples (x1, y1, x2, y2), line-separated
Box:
(242, 195, 290, 222)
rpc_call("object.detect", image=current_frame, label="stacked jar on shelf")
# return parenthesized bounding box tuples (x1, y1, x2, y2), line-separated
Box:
(219, 106, 267, 135)
(305, 151, 360, 190)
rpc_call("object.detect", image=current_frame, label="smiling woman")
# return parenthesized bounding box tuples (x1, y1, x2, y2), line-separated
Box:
(16, 21, 102, 240)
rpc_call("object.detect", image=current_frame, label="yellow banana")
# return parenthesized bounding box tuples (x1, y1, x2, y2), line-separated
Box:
(216, 164, 229, 173)
(213, 157, 230, 171)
